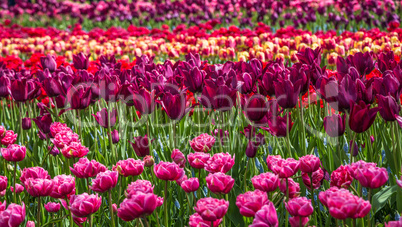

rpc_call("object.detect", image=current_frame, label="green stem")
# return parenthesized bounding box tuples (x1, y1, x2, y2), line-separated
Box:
(108, 189, 116, 227)
(244, 159, 249, 192)
(66, 196, 74, 226)
(144, 217, 150, 227)
(286, 110, 291, 155)
(19, 102, 23, 144)
(164, 181, 169, 227)
(285, 178, 289, 227)
(368, 188, 372, 227)
(38, 196, 41, 227)
(86, 178, 93, 227)
(13, 161, 17, 203)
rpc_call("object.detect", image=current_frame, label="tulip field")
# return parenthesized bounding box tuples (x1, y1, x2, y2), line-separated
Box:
(2, 0, 402, 227)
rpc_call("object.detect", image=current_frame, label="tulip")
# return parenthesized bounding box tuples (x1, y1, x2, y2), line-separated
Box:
(98, 73, 121, 102)
(289, 216, 309, 227)
(50, 122, 71, 138)
(73, 53, 90, 70)
(299, 155, 321, 173)
(175, 171, 188, 186)
(182, 67, 206, 94)
(153, 161, 184, 181)
(206, 172, 235, 195)
(92, 108, 117, 128)
(355, 166, 389, 189)
(9, 78, 41, 102)
(377, 95, 401, 122)
(271, 158, 300, 178)
(113, 158, 144, 177)
(42, 77, 63, 97)
(189, 133, 216, 153)
(25, 178, 54, 197)
(181, 178, 200, 193)
(385, 219, 402, 227)
(160, 91, 193, 120)
(143, 155, 155, 168)
(117, 192, 163, 221)
(266, 155, 282, 171)
(194, 197, 229, 222)
(111, 130, 119, 144)
(69, 193, 102, 217)
(26, 221, 35, 227)
(61, 142, 89, 159)
(189, 213, 222, 227)
(187, 152, 210, 169)
(200, 80, 237, 112)
(0, 200, 5, 212)
(1, 144, 26, 162)
(279, 178, 300, 199)
(349, 100, 380, 133)
(126, 180, 154, 198)
(0, 126, 5, 138)
(323, 114, 346, 137)
(302, 168, 325, 190)
(243, 94, 268, 123)
(51, 130, 80, 149)
(262, 113, 293, 138)
(250, 202, 278, 227)
(131, 88, 156, 115)
(171, 149, 186, 168)
(50, 175, 76, 199)
(44, 202, 61, 213)
(259, 71, 277, 97)
(330, 165, 353, 189)
(70, 158, 107, 179)
(274, 78, 302, 109)
(347, 160, 377, 179)
(0, 130, 18, 146)
(251, 172, 279, 193)
(90, 170, 119, 193)
(285, 197, 314, 217)
(129, 135, 153, 157)
(236, 190, 268, 217)
(22, 117, 32, 130)
(0, 76, 10, 98)
(0, 176, 7, 192)
(0, 202, 26, 227)
(20, 167, 51, 186)
(32, 114, 53, 138)
(204, 152, 235, 173)
(40, 54, 57, 72)
(10, 183, 24, 194)
(67, 85, 92, 110)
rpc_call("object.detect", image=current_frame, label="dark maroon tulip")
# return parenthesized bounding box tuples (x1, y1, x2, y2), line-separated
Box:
(129, 135, 153, 157)
(245, 133, 265, 158)
(334, 75, 357, 112)
(160, 91, 192, 120)
(356, 79, 373, 104)
(261, 114, 293, 138)
(323, 114, 346, 137)
(236, 72, 255, 94)
(92, 108, 117, 128)
(40, 54, 57, 72)
(0, 75, 10, 98)
(373, 72, 401, 99)
(274, 78, 302, 109)
(182, 67, 206, 94)
(289, 64, 310, 95)
(42, 77, 63, 98)
(349, 101, 380, 133)
(98, 73, 121, 102)
(377, 95, 401, 122)
(200, 80, 237, 112)
(316, 76, 338, 103)
(243, 94, 268, 123)
(111, 130, 119, 144)
(22, 118, 32, 130)
(131, 88, 156, 115)
(346, 52, 374, 76)
(296, 47, 321, 65)
(259, 71, 277, 97)
(32, 114, 53, 135)
(73, 53, 90, 70)
(350, 140, 359, 156)
(9, 79, 41, 102)
(67, 85, 92, 110)
(55, 95, 67, 109)
(377, 51, 398, 73)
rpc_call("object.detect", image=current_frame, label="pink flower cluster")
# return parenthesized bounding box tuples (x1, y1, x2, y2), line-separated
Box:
(50, 122, 89, 159)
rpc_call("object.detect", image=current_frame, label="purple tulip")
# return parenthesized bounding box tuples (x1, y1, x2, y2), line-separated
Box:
(200, 80, 237, 112)
(323, 114, 346, 137)
(243, 94, 268, 123)
(274, 78, 302, 109)
(22, 117, 32, 130)
(0, 75, 10, 98)
(9, 79, 41, 102)
(131, 88, 156, 115)
(67, 85, 92, 110)
(160, 91, 193, 120)
(73, 53, 90, 70)
(42, 76, 63, 97)
(377, 95, 401, 122)
(349, 101, 380, 133)
(182, 67, 206, 94)
(129, 135, 153, 157)
(40, 54, 57, 72)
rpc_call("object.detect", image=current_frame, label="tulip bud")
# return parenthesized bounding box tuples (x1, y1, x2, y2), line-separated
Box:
(22, 118, 32, 130)
(143, 155, 154, 168)
(111, 130, 119, 144)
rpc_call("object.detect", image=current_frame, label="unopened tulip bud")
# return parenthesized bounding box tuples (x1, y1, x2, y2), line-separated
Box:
(22, 118, 32, 130)
(111, 130, 119, 144)
(144, 155, 155, 168)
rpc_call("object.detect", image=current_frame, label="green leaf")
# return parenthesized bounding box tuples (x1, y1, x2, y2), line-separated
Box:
(372, 185, 399, 213)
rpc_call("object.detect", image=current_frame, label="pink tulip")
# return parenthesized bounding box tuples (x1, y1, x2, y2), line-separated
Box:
(204, 152, 235, 174)
(347, 160, 377, 178)
(206, 172, 235, 194)
(266, 155, 282, 171)
(90, 170, 119, 193)
(194, 197, 229, 222)
(285, 197, 314, 217)
(0, 202, 26, 227)
(189, 213, 222, 227)
(1, 144, 26, 162)
(355, 166, 389, 189)
(70, 158, 107, 179)
(26, 178, 54, 197)
(0, 130, 18, 146)
(330, 165, 353, 189)
(289, 216, 309, 227)
(61, 142, 89, 159)
(72, 214, 87, 226)
(181, 178, 199, 193)
(0, 190, 4, 197)
(302, 168, 325, 190)
(187, 152, 210, 169)
(10, 183, 24, 194)
(299, 155, 321, 173)
(279, 178, 300, 199)
(44, 202, 61, 213)
(51, 130, 80, 149)
(171, 149, 186, 168)
(143, 155, 155, 167)
(69, 193, 102, 217)
(153, 161, 184, 181)
(113, 158, 144, 177)
(175, 172, 188, 186)
(251, 172, 279, 192)
(250, 202, 278, 227)
(50, 122, 71, 138)
(0, 201, 6, 212)
(112, 203, 117, 213)
(271, 158, 300, 178)
(190, 133, 216, 152)
(50, 175, 76, 199)
(126, 180, 154, 198)
(385, 218, 402, 227)
(0, 126, 5, 138)
(236, 190, 269, 217)
(117, 192, 163, 221)
(397, 176, 402, 189)
(26, 220, 35, 227)
(0, 175, 7, 192)
(20, 167, 51, 187)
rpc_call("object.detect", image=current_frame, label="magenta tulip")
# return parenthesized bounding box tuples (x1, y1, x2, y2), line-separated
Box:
(25, 178, 54, 197)
(51, 130, 80, 149)
(0, 200, 5, 212)
(187, 152, 210, 169)
(143, 155, 155, 168)
(0, 130, 17, 146)
(61, 142, 89, 159)
(44, 202, 61, 213)
(0, 202, 26, 227)
(10, 183, 24, 194)
(90, 170, 119, 193)
(153, 161, 184, 181)
(302, 168, 325, 190)
(111, 130, 119, 144)
(250, 202, 278, 227)
(279, 178, 300, 199)
(204, 153, 235, 174)
(92, 108, 117, 129)
(117, 192, 163, 221)
(285, 197, 314, 217)
(323, 114, 346, 137)
(1, 144, 26, 162)
(113, 158, 144, 177)
(189, 213, 222, 227)
(129, 135, 153, 157)
(26, 221, 35, 227)
(70, 158, 107, 179)
(236, 190, 269, 217)
(206, 172, 235, 195)
(0, 176, 7, 192)
(50, 175, 76, 199)
(50, 122, 72, 138)
(251, 172, 280, 192)
(69, 193, 102, 217)
(194, 197, 229, 222)
(40, 54, 57, 72)
(171, 149, 186, 168)
(289, 216, 309, 227)
(355, 166, 389, 189)
(181, 178, 200, 193)
(330, 165, 353, 189)
(299, 155, 321, 173)
(20, 167, 51, 186)
(271, 158, 300, 178)
(126, 180, 154, 198)
(190, 133, 216, 153)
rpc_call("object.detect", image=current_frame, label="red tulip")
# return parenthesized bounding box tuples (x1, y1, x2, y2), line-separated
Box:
(206, 172, 234, 195)
(194, 197, 229, 222)
(236, 190, 269, 217)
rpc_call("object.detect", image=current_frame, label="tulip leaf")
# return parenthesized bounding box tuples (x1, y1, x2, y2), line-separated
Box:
(372, 185, 399, 214)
